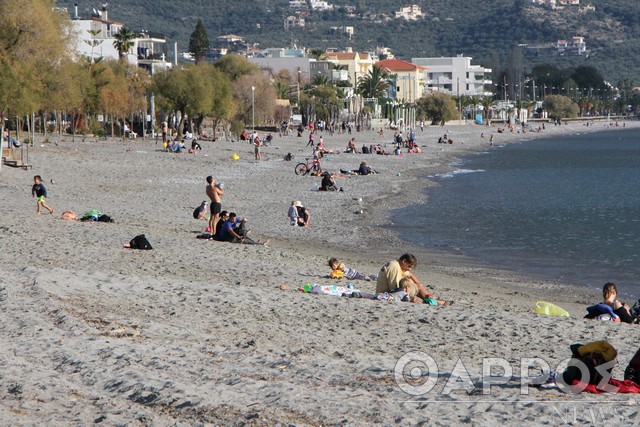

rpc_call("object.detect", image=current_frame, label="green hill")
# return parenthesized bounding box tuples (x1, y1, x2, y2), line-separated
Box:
(58, 0, 640, 82)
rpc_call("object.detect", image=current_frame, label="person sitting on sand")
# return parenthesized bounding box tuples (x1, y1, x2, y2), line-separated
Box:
(293, 202, 310, 227)
(377, 253, 453, 306)
(601, 282, 634, 323)
(346, 138, 360, 153)
(193, 201, 208, 220)
(219, 212, 268, 245)
(328, 258, 378, 281)
(357, 161, 373, 175)
(320, 172, 343, 192)
(213, 211, 229, 240)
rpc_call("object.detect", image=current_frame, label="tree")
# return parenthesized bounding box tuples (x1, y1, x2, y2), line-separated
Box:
(113, 27, 135, 61)
(479, 96, 497, 121)
(232, 73, 276, 127)
(189, 19, 210, 64)
(543, 95, 579, 120)
(356, 65, 389, 99)
(416, 93, 458, 125)
(570, 66, 605, 91)
(214, 54, 259, 81)
(0, 0, 75, 142)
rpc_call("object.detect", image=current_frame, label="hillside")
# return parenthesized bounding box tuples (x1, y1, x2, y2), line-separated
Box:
(57, 0, 640, 83)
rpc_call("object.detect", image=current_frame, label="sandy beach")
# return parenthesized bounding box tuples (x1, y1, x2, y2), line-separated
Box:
(2, 120, 640, 425)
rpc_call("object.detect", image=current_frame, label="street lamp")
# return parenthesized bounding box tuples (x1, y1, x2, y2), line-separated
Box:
(251, 86, 255, 133)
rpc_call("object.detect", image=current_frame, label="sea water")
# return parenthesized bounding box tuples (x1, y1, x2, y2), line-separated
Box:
(392, 127, 640, 295)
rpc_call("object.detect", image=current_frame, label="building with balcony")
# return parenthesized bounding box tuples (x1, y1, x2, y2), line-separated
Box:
(411, 55, 492, 97)
(69, 4, 171, 74)
(375, 59, 426, 103)
(324, 49, 374, 90)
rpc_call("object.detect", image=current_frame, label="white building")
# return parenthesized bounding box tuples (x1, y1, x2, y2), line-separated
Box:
(69, 5, 171, 74)
(395, 4, 424, 20)
(248, 49, 312, 81)
(411, 55, 492, 97)
(310, 0, 334, 11)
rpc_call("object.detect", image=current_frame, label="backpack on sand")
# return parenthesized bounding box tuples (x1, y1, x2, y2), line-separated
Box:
(129, 234, 153, 250)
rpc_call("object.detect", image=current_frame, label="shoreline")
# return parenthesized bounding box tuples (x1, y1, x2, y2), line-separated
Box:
(2, 119, 639, 424)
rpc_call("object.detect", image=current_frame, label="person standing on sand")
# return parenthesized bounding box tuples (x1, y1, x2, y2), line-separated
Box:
(32, 175, 54, 215)
(254, 136, 262, 161)
(161, 121, 168, 145)
(376, 253, 453, 306)
(206, 176, 224, 236)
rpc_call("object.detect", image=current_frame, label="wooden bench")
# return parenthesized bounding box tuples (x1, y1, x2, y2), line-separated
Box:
(2, 147, 32, 169)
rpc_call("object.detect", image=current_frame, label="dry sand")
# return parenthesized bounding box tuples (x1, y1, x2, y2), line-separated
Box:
(2, 120, 640, 425)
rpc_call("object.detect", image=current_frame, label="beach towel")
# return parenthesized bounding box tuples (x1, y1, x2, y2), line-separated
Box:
(571, 378, 640, 394)
(585, 303, 620, 321)
(301, 284, 358, 296)
(80, 209, 101, 221)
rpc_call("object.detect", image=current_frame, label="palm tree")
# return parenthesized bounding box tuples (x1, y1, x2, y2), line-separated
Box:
(312, 75, 330, 87)
(480, 96, 497, 122)
(113, 27, 135, 61)
(356, 65, 389, 99)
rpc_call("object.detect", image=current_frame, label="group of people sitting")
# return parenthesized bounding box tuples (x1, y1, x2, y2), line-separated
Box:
(196, 209, 268, 245)
(327, 254, 454, 306)
(288, 201, 311, 227)
(165, 138, 202, 153)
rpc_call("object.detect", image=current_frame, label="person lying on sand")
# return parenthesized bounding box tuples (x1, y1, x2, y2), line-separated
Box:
(328, 258, 378, 281)
(377, 253, 453, 306)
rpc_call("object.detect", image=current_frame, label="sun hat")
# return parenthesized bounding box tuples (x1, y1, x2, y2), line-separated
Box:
(293, 200, 303, 207)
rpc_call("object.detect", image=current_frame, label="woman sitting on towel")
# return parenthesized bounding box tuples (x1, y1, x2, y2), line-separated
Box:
(603, 282, 634, 323)
(585, 283, 634, 323)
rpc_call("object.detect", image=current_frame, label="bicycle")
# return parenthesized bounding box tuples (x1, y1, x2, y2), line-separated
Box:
(294, 157, 321, 176)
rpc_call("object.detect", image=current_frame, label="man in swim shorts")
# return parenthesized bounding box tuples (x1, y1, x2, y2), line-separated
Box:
(206, 175, 224, 237)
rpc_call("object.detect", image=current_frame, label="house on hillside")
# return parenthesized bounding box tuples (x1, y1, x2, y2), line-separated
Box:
(68, 4, 172, 74)
(555, 36, 587, 55)
(395, 5, 424, 20)
(310, 0, 334, 11)
(216, 34, 245, 45)
(285, 15, 305, 30)
(376, 59, 426, 103)
(411, 55, 492, 97)
(328, 26, 354, 39)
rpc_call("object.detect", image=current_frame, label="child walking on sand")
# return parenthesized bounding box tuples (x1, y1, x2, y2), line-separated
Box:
(328, 258, 378, 281)
(32, 175, 54, 215)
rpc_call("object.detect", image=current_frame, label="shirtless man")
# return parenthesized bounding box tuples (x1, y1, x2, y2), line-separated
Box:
(206, 175, 224, 237)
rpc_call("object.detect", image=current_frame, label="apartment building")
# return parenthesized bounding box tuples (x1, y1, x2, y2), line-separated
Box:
(375, 59, 426, 103)
(411, 55, 492, 97)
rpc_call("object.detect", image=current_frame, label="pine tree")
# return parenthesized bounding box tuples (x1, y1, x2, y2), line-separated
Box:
(189, 20, 210, 64)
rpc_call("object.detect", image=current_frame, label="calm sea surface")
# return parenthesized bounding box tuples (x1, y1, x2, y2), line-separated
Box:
(392, 127, 640, 295)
